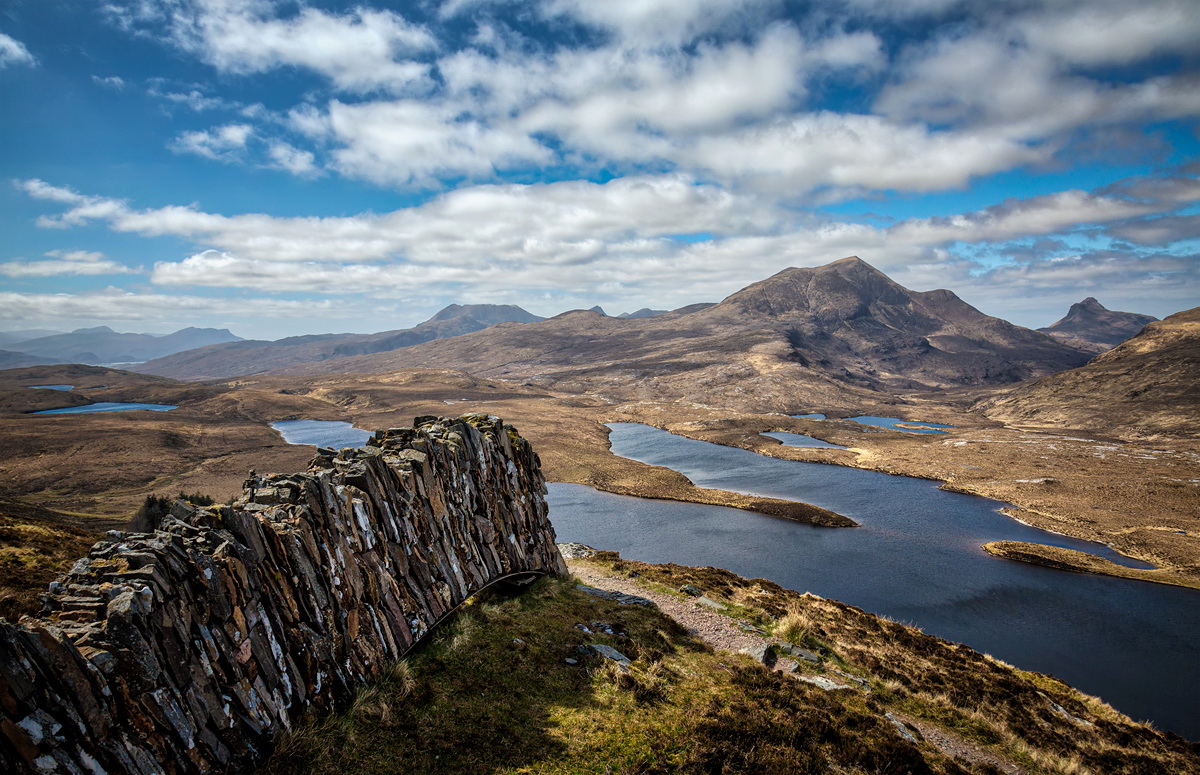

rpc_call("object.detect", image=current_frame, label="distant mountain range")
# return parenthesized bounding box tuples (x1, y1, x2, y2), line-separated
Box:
(1038, 297, 1157, 354)
(0, 329, 65, 347)
(982, 306, 1200, 439)
(0, 350, 62, 370)
(1, 326, 242, 365)
(136, 304, 543, 380)
(273, 257, 1096, 411)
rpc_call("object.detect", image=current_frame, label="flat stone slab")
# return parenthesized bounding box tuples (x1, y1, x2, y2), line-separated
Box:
(576, 584, 656, 607)
(588, 644, 631, 666)
(795, 674, 855, 691)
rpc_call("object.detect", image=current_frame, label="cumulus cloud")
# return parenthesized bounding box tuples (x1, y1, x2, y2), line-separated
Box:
(0, 32, 34, 68)
(23, 175, 783, 264)
(1107, 214, 1200, 246)
(93, 75, 126, 89)
(0, 250, 138, 278)
(541, 0, 776, 46)
(1015, 0, 1200, 66)
(110, 0, 435, 92)
(682, 113, 1042, 195)
(888, 190, 1158, 246)
(266, 141, 320, 176)
(171, 123, 254, 160)
(0, 288, 344, 326)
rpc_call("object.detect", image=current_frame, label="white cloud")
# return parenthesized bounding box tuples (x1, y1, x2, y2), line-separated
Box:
(1016, 0, 1200, 66)
(266, 141, 320, 176)
(171, 123, 254, 160)
(320, 99, 552, 186)
(19, 172, 1200, 323)
(683, 113, 1042, 195)
(25, 175, 779, 263)
(542, 0, 776, 46)
(120, 0, 435, 93)
(888, 190, 1158, 246)
(0, 250, 137, 278)
(0, 288, 343, 325)
(93, 75, 126, 89)
(0, 32, 34, 68)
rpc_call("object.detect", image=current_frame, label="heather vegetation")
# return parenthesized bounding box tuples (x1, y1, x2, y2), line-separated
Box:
(262, 556, 1200, 774)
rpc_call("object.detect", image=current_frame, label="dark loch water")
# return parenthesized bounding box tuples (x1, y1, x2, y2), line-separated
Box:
(32, 402, 177, 414)
(845, 415, 955, 434)
(271, 419, 371, 449)
(761, 431, 846, 449)
(546, 423, 1199, 739)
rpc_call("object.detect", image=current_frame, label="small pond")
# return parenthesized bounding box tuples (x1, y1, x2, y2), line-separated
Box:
(28, 385, 74, 391)
(270, 419, 372, 449)
(846, 415, 955, 434)
(760, 431, 846, 450)
(791, 412, 826, 419)
(32, 402, 177, 414)
(546, 423, 1199, 738)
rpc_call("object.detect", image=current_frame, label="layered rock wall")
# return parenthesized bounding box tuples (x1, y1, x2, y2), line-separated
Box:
(0, 414, 567, 774)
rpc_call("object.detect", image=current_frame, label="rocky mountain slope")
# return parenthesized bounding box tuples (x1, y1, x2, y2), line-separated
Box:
(1038, 297, 1157, 353)
(7, 325, 241, 365)
(136, 304, 542, 380)
(278, 257, 1092, 411)
(980, 306, 1200, 439)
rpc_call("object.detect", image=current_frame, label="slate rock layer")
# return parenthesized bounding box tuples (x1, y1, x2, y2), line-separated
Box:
(0, 414, 566, 774)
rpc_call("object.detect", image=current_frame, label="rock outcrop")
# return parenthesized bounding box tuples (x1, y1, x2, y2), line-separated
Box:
(0, 414, 566, 774)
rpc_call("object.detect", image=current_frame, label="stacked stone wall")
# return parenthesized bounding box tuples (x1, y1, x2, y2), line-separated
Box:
(0, 414, 567, 774)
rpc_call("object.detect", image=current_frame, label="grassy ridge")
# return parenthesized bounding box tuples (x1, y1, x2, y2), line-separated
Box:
(261, 555, 1200, 774)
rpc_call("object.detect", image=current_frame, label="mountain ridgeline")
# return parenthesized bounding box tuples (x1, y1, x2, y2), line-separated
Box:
(2, 326, 241, 366)
(981, 306, 1200, 439)
(275, 257, 1094, 411)
(1038, 297, 1158, 353)
(135, 304, 544, 380)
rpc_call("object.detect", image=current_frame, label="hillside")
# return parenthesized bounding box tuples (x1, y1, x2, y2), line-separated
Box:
(980, 307, 1200, 439)
(8, 325, 241, 364)
(1038, 297, 1157, 353)
(262, 552, 1200, 774)
(0, 350, 62, 369)
(277, 257, 1091, 411)
(136, 304, 543, 380)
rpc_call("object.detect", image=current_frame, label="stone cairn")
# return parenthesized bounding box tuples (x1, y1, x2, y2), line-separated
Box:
(0, 414, 568, 774)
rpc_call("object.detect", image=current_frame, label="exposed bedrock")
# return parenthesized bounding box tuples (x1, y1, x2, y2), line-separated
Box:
(0, 414, 567, 774)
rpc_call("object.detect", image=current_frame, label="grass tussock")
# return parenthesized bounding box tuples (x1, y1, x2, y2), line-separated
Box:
(0, 502, 100, 620)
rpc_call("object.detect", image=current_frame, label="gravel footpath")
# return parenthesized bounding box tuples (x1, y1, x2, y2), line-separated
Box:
(568, 558, 799, 671)
(566, 553, 1026, 774)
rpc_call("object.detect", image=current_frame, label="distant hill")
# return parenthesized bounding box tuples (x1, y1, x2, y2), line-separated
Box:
(980, 306, 1200, 439)
(0, 329, 64, 347)
(276, 257, 1092, 411)
(1038, 297, 1157, 353)
(8, 326, 242, 365)
(618, 308, 668, 319)
(137, 304, 543, 380)
(0, 350, 63, 369)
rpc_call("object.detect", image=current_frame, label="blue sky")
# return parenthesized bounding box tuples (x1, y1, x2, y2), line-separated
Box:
(1, 0, 1197, 340)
